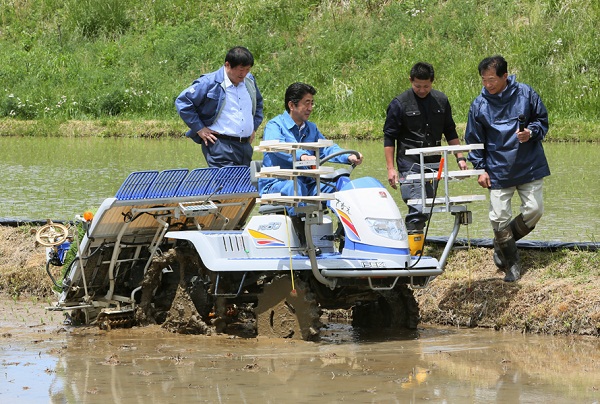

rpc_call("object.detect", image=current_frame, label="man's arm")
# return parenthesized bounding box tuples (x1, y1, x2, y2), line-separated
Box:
(251, 74, 264, 132)
(176, 80, 220, 146)
(464, 102, 490, 188)
(384, 146, 398, 189)
(447, 138, 468, 170)
(175, 79, 209, 141)
(441, 99, 467, 170)
(527, 88, 549, 142)
(312, 124, 347, 164)
(464, 103, 486, 170)
(383, 98, 401, 189)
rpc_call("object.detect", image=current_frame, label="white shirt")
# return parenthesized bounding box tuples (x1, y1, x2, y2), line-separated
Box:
(208, 74, 254, 138)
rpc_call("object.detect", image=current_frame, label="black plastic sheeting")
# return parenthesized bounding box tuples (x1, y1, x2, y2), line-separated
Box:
(427, 236, 599, 252)
(0, 218, 66, 227)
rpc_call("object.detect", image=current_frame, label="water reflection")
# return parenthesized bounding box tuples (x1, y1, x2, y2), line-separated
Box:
(1, 137, 599, 242)
(3, 324, 599, 403)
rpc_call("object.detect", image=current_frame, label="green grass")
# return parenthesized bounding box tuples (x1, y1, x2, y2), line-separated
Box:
(541, 249, 600, 280)
(1, 0, 599, 140)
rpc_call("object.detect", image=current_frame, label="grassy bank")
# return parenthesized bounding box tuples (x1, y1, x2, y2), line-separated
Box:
(1, 0, 598, 140)
(2, 226, 599, 336)
(1, 118, 598, 142)
(417, 246, 600, 336)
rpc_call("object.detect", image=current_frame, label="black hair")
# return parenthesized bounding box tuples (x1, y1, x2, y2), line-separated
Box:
(478, 55, 508, 77)
(225, 46, 254, 68)
(410, 62, 435, 81)
(284, 82, 317, 112)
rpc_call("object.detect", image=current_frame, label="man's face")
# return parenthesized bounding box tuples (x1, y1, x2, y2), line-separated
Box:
(289, 93, 314, 126)
(480, 68, 508, 95)
(410, 78, 433, 99)
(225, 62, 251, 85)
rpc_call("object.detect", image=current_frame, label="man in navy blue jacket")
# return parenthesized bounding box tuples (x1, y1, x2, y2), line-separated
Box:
(175, 46, 263, 167)
(466, 55, 550, 282)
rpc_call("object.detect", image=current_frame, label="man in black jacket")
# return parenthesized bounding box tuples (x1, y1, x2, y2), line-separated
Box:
(384, 62, 467, 238)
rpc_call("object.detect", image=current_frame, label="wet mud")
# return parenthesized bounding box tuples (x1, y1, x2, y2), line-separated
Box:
(134, 246, 255, 337)
(2, 295, 600, 403)
(131, 247, 411, 341)
(2, 227, 600, 401)
(255, 276, 322, 340)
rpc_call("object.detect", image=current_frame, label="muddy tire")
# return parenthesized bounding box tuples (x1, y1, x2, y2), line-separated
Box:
(96, 311, 134, 331)
(382, 284, 421, 329)
(188, 279, 213, 321)
(160, 246, 212, 335)
(255, 275, 322, 341)
(161, 283, 211, 334)
(352, 284, 420, 330)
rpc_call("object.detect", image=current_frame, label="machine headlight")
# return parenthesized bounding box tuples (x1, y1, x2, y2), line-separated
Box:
(365, 218, 407, 241)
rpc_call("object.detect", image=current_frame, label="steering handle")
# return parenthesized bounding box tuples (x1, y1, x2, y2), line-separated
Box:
(319, 149, 361, 168)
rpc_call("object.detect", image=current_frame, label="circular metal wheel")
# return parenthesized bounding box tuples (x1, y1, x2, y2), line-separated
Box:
(96, 311, 135, 331)
(255, 275, 322, 341)
(35, 223, 70, 246)
(352, 284, 420, 330)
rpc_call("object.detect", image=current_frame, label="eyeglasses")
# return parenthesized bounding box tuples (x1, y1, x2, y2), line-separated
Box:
(481, 76, 501, 84)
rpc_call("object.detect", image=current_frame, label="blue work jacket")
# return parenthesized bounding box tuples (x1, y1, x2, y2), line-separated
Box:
(465, 75, 550, 189)
(175, 67, 263, 144)
(259, 111, 350, 195)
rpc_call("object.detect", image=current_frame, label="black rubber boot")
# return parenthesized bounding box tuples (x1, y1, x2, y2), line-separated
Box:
(291, 216, 306, 246)
(494, 227, 521, 282)
(291, 216, 321, 255)
(493, 214, 534, 271)
(510, 213, 534, 242)
(493, 239, 507, 271)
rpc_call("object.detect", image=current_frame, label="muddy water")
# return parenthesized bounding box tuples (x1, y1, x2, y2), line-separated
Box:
(2, 136, 600, 242)
(1, 299, 599, 403)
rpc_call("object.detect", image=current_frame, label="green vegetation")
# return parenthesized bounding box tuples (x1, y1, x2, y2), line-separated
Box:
(418, 246, 600, 336)
(1, 0, 598, 140)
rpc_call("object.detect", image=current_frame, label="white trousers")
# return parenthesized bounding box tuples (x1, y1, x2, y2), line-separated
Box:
(489, 179, 544, 231)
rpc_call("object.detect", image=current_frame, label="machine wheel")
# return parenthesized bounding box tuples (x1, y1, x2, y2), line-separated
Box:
(96, 310, 135, 331)
(35, 222, 69, 246)
(255, 275, 322, 341)
(380, 284, 421, 329)
(187, 278, 213, 321)
(158, 247, 212, 334)
(352, 284, 420, 330)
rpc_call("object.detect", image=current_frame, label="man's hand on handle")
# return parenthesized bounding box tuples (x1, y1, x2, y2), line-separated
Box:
(348, 153, 364, 166)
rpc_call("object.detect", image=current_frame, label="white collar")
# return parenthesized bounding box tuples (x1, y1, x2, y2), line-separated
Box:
(223, 69, 236, 88)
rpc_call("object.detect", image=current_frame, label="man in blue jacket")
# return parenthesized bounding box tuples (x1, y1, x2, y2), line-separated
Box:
(465, 55, 550, 282)
(259, 82, 363, 243)
(175, 46, 263, 167)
